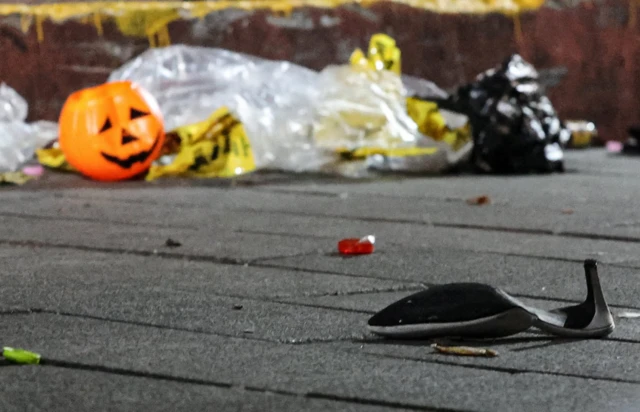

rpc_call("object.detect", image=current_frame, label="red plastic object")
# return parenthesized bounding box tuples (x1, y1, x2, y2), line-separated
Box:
(338, 235, 375, 255)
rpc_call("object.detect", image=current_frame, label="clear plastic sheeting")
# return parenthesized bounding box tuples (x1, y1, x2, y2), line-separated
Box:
(0, 82, 28, 122)
(0, 83, 58, 172)
(109, 45, 462, 176)
(402, 74, 449, 100)
(108, 45, 327, 172)
(313, 65, 420, 151)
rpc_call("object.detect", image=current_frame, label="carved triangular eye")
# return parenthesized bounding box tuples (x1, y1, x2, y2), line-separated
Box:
(130, 108, 149, 120)
(99, 117, 113, 133)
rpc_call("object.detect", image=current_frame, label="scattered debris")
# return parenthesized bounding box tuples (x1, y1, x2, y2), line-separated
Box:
(0, 83, 57, 174)
(338, 235, 375, 255)
(22, 164, 44, 177)
(431, 343, 498, 357)
(617, 311, 640, 319)
(565, 120, 597, 148)
(164, 238, 182, 248)
(606, 140, 623, 153)
(0, 171, 35, 185)
(2, 347, 41, 364)
(466, 195, 491, 205)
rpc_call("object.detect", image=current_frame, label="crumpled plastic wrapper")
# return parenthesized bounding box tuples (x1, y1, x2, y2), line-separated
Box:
(0, 83, 58, 173)
(313, 65, 418, 151)
(108, 35, 470, 177)
(436, 54, 570, 174)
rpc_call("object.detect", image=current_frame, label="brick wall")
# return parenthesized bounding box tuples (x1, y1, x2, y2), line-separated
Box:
(0, 0, 636, 140)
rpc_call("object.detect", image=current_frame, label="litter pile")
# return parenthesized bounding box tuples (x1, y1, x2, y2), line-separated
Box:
(0, 83, 57, 184)
(434, 54, 570, 174)
(0, 34, 594, 184)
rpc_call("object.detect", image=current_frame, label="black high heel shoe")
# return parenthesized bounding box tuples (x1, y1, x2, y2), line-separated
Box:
(368, 259, 614, 339)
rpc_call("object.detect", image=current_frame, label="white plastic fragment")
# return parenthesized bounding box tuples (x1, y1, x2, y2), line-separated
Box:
(0, 83, 58, 172)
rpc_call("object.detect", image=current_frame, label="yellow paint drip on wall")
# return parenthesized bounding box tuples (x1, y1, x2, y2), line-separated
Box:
(0, 0, 546, 44)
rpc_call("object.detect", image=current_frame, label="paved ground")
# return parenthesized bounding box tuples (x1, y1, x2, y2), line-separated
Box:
(1, 148, 640, 411)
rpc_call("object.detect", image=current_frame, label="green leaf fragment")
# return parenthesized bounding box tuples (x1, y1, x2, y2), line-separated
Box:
(3, 347, 41, 364)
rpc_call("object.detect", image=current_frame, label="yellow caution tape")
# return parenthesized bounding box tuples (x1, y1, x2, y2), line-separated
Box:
(350, 33, 401, 75)
(36, 147, 77, 172)
(146, 106, 257, 180)
(337, 146, 439, 160)
(0, 171, 35, 185)
(34, 108, 256, 180)
(406, 97, 472, 152)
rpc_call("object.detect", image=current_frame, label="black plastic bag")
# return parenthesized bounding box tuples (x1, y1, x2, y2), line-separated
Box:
(622, 126, 640, 155)
(433, 54, 570, 174)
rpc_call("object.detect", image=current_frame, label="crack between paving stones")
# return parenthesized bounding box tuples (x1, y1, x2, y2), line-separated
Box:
(14, 191, 640, 245)
(9, 307, 368, 346)
(14, 361, 455, 412)
(234, 208, 640, 244)
(243, 229, 640, 270)
(0, 238, 322, 270)
(3, 238, 640, 314)
(15, 342, 640, 407)
(0, 211, 198, 230)
(11, 305, 640, 349)
(353, 349, 640, 386)
(5, 207, 640, 272)
(25, 308, 276, 343)
(271, 284, 424, 300)
(253, 187, 474, 204)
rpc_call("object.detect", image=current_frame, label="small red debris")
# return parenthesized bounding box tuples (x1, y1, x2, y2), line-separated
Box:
(466, 195, 491, 206)
(338, 235, 375, 255)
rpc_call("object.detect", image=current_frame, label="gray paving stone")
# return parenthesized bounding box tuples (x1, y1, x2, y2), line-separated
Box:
(328, 327, 640, 385)
(0, 246, 407, 300)
(253, 163, 640, 209)
(231, 214, 640, 265)
(3, 149, 640, 411)
(0, 214, 331, 262)
(0, 283, 368, 343)
(7, 186, 640, 241)
(264, 248, 640, 307)
(1, 313, 639, 412)
(7, 191, 640, 265)
(0, 367, 403, 412)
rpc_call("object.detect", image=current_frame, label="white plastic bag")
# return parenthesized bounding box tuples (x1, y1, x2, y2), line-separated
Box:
(0, 83, 58, 172)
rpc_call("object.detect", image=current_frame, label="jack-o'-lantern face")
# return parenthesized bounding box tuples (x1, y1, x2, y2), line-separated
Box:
(59, 81, 165, 181)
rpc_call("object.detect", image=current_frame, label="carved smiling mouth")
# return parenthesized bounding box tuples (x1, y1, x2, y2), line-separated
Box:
(100, 134, 161, 169)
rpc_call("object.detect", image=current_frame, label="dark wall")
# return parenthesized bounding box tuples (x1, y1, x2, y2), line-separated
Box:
(0, 0, 635, 140)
